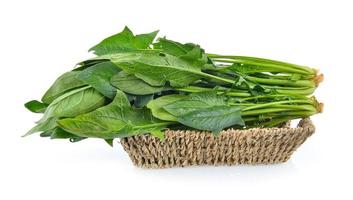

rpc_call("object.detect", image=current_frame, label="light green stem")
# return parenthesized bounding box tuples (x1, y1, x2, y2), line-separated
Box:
(242, 99, 313, 111)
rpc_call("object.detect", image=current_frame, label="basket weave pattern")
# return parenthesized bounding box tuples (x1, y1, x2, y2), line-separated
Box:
(120, 118, 315, 168)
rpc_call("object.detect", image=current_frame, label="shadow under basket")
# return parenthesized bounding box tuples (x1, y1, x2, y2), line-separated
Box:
(120, 118, 315, 169)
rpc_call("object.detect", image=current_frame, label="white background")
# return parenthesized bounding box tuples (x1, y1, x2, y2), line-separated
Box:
(1, 0, 352, 199)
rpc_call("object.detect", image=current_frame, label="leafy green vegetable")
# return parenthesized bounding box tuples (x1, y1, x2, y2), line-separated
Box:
(50, 127, 86, 140)
(154, 38, 209, 68)
(39, 86, 106, 123)
(161, 92, 244, 134)
(57, 90, 172, 139)
(25, 26, 323, 143)
(111, 71, 166, 95)
(77, 61, 120, 98)
(147, 94, 185, 121)
(177, 106, 244, 134)
(107, 51, 202, 87)
(163, 92, 226, 116)
(133, 94, 154, 108)
(25, 100, 48, 113)
(89, 26, 158, 55)
(24, 117, 58, 136)
(105, 139, 114, 147)
(42, 71, 86, 104)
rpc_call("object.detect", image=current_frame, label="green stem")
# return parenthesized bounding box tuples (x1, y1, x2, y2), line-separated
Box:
(230, 103, 316, 112)
(274, 87, 316, 96)
(208, 54, 316, 75)
(242, 108, 316, 117)
(236, 94, 306, 102)
(245, 75, 315, 87)
(196, 71, 235, 84)
(268, 104, 317, 112)
(242, 108, 294, 116)
(211, 58, 311, 75)
(242, 99, 313, 111)
(176, 86, 252, 97)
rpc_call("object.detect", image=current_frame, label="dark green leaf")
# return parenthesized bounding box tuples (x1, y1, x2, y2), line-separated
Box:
(74, 59, 109, 71)
(40, 86, 106, 123)
(164, 92, 226, 116)
(77, 61, 120, 98)
(106, 51, 201, 87)
(110, 71, 166, 95)
(153, 38, 209, 68)
(147, 94, 185, 121)
(57, 90, 167, 139)
(24, 100, 48, 113)
(40, 130, 54, 137)
(178, 106, 244, 134)
(89, 26, 158, 55)
(133, 94, 153, 108)
(50, 127, 84, 140)
(42, 71, 86, 104)
(105, 139, 114, 147)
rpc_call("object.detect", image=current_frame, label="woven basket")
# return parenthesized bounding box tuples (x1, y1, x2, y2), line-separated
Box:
(120, 118, 315, 168)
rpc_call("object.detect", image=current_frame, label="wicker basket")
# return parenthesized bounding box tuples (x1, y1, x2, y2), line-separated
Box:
(120, 118, 315, 168)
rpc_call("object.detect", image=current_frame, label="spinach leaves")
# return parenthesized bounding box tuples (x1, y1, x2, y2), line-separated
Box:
(177, 106, 244, 134)
(25, 100, 48, 113)
(146, 94, 185, 121)
(57, 90, 170, 139)
(89, 26, 158, 56)
(149, 92, 245, 134)
(77, 61, 120, 99)
(42, 71, 86, 104)
(25, 26, 322, 144)
(111, 71, 166, 95)
(107, 51, 203, 87)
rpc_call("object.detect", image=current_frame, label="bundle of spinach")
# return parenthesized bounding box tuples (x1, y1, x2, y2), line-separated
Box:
(24, 26, 323, 145)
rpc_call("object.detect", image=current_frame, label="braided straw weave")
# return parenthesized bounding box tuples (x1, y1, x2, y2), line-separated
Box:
(120, 118, 315, 168)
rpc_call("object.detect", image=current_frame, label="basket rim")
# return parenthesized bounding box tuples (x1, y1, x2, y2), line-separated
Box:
(160, 118, 314, 136)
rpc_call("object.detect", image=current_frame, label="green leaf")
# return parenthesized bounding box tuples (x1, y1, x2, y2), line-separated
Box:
(133, 94, 154, 108)
(107, 51, 201, 87)
(110, 71, 166, 95)
(50, 127, 85, 140)
(177, 106, 245, 134)
(42, 71, 86, 104)
(25, 100, 48, 113)
(40, 86, 106, 123)
(89, 26, 158, 55)
(153, 38, 209, 68)
(74, 59, 109, 71)
(150, 129, 165, 140)
(24, 117, 58, 137)
(147, 94, 185, 121)
(164, 92, 226, 116)
(105, 139, 114, 147)
(77, 61, 120, 98)
(134, 31, 159, 49)
(221, 63, 275, 74)
(57, 90, 168, 139)
(40, 130, 54, 137)
(153, 38, 188, 56)
(160, 92, 245, 134)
